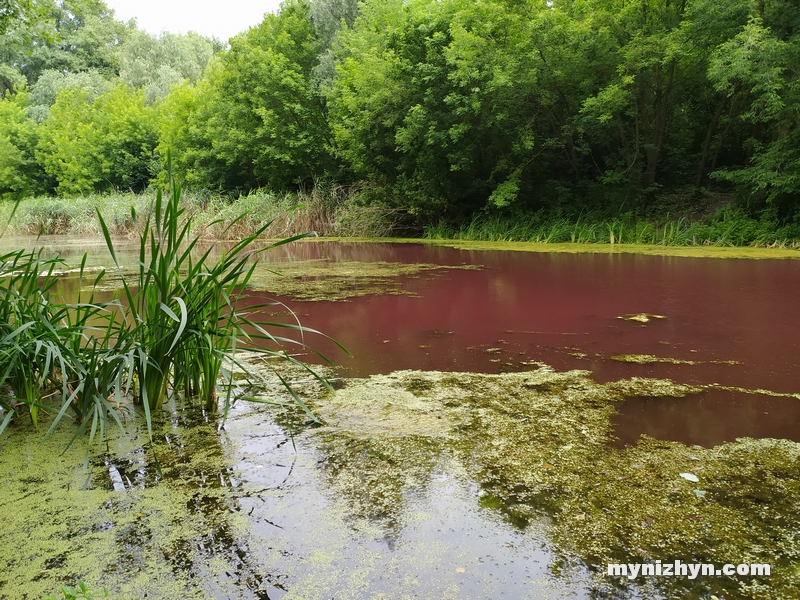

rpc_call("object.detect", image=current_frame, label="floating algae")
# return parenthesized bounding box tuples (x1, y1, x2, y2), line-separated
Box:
(3, 363, 798, 599)
(422, 239, 800, 260)
(69, 259, 482, 302)
(298, 367, 797, 598)
(245, 259, 480, 302)
(0, 412, 257, 599)
(611, 354, 741, 366)
(617, 313, 667, 323)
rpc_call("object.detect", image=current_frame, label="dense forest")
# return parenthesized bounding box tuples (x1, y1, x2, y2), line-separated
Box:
(1, 0, 799, 232)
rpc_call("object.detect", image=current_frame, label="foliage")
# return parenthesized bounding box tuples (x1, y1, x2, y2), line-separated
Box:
(2, 0, 800, 231)
(329, 0, 541, 219)
(36, 84, 158, 194)
(0, 248, 123, 448)
(0, 89, 45, 197)
(38, 579, 110, 600)
(26, 69, 111, 122)
(0, 183, 404, 238)
(707, 13, 800, 212)
(1, 0, 35, 34)
(0, 191, 149, 234)
(0, 159, 337, 455)
(118, 29, 220, 104)
(97, 157, 336, 418)
(0, 0, 132, 86)
(162, 0, 335, 191)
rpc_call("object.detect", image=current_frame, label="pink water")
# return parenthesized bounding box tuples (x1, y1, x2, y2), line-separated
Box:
(256, 242, 800, 446)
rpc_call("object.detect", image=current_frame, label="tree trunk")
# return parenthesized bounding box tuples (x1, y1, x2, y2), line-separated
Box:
(695, 96, 729, 188)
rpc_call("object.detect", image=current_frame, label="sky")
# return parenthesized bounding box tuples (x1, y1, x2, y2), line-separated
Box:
(104, 0, 285, 42)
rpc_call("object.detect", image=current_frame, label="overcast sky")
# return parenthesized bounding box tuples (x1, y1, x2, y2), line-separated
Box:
(104, 0, 284, 42)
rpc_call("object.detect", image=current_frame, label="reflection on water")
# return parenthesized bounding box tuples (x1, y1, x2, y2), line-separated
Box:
(0, 394, 593, 599)
(2, 238, 798, 598)
(613, 388, 800, 447)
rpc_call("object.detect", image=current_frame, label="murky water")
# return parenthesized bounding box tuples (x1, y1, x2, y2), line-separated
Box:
(31, 237, 800, 445)
(245, 242, 800, 446)
(2, 237, 798, 599)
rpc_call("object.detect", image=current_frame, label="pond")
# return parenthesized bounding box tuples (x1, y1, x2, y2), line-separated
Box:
(2, 238, 799, 599)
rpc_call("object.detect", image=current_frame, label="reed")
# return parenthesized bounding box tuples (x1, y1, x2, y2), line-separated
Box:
(0, 156, 339, 450)
(424, 208, 800, 248)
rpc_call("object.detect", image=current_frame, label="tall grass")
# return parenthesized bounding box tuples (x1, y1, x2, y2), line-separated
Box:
(0, 159, 339, 452)
(0, 182, 403, 239)
(425, 207, 800, 248)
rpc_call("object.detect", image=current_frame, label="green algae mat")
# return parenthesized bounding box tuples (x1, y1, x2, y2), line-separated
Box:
(1, 363, 796, 599)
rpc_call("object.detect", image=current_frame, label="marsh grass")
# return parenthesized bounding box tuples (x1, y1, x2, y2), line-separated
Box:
(0, 182, 403, 239)
(0, 158, 340, 454)
(426, 207, 800, 248)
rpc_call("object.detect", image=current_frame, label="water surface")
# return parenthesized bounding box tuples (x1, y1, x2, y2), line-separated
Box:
(3, 237, 798, 599)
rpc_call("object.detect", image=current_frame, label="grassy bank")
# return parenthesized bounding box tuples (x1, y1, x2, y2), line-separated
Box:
(3, 188, 800, 250)
(0, 184, 402, 239)
(425, 207, 800, 248)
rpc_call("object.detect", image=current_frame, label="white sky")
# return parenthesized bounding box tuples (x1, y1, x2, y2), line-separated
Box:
(104, 0, 284, 42)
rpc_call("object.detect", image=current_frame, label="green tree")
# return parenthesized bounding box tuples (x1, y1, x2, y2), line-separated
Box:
(0, 89, 45, 197)
(0, 0, 131, 86)
(706, 7, 800, 213)
(37, 83, 157, 195)
(161, 0, 334, 191)
(26, 68, 110, 121)
(118, 29, 220, 104)
(331, 0, 588, 218)
(0, 0, 35, 34)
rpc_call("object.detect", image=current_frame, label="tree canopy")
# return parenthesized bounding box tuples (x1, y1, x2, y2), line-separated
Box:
(1, 0, 798, 225)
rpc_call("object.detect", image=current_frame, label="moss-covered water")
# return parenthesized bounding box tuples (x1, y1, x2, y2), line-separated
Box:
(2, 239, 799, 598)
(3, 364, 798, 598)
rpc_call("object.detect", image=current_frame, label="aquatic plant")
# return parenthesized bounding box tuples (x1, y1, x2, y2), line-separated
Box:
(0, 249, 64, 430)
(0, 248, 137, 449)
(96, 157, 331, 422)
(0, 156, 338, 447)
(39, 579, 110, 600)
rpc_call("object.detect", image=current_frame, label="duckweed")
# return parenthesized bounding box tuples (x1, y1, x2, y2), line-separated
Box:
(3, 363, 797, 598)
(245, 259, 480, 301)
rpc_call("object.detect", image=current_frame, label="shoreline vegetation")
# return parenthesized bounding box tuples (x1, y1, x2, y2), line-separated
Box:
(0, 168, 335, 454)
(2, 188, 799, 256)
(4, 0, 800, 257)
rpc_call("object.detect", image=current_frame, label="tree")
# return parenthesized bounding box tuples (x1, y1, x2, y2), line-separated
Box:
(26, 68, 110, 121)
(330, 0, 592, 219)
(118, 29, 220, 104)
(0, 89, 45, 197)
(37, 83, 158, 194)
(0, 0, 132, 86)
(706, 7, 800, 213)
(0, 0, 35, 34)
(161, 0, 334, 191)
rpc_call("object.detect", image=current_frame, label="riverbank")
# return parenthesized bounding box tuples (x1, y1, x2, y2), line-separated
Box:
(3, 191, 800, 251)
(0, 187, 402, 239)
